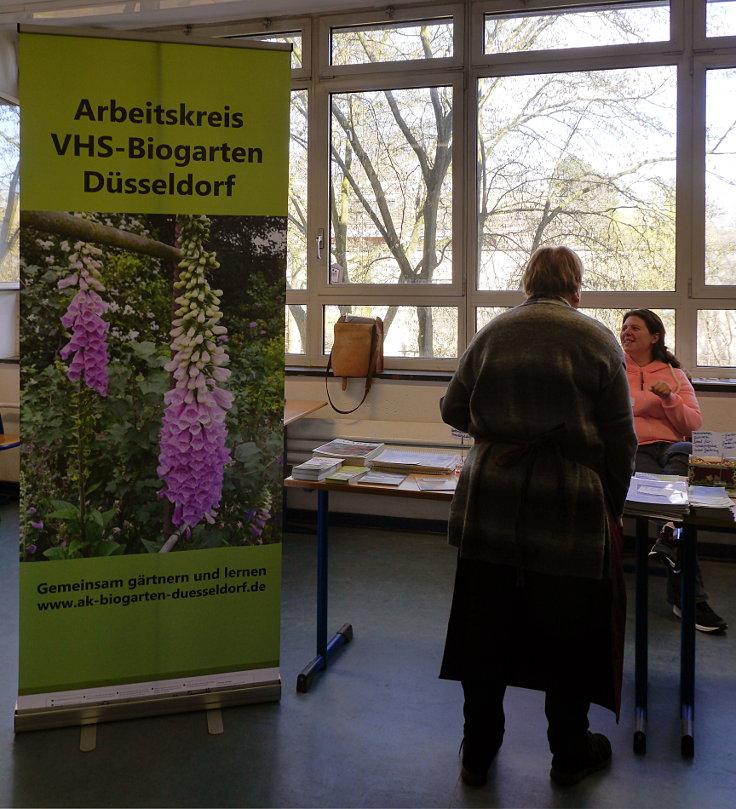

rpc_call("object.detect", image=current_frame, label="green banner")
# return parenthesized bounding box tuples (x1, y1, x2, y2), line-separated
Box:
(18, 30, 289, 721)
(19, 544, 281, 695)
(20, 33, 290, 215)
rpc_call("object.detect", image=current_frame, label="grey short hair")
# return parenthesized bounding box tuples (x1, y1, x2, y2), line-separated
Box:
(522, 246, 583, 298)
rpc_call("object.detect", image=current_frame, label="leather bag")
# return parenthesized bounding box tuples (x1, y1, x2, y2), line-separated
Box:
(325, 315, 384, 414)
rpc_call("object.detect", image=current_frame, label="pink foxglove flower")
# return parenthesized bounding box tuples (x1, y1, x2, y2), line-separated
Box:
(247, 491, 273, 541)
(158, 215, 233, 530)
(58, 242, 109, 397)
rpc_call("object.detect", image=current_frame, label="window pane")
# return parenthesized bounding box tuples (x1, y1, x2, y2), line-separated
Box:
(286, 304, 306, 354)
(475, 307, 508, 331)
(705, 68, 736, 285)
(581, 307, 676, 353)
(324, 305, 457, 358)
(288, 89, 308, 291)
(235, 33, 303, 69)
(485, 2, 670, 54)
(707, 0, 736, 37)
(477, 67, 676, 292)
(697, 310, 736, 366)
(0, 101, 19, 284)
(331, 86, 452, 285)
(331, 19, 453, 65)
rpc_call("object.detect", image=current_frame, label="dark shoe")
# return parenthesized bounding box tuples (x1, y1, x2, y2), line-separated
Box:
(673, 602, 728, 633)
(459, 736, 502, 787)
(550, 732, 612, 787)
(648, 523, 680, 571)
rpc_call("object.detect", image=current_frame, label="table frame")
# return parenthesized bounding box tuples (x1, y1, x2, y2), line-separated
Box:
(632, 510, 734, 758)
(283, 475, 453, 692)
(287, 472, 731, 756)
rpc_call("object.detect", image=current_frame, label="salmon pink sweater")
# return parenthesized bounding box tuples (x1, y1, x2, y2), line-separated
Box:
(625, 355, 702, 445)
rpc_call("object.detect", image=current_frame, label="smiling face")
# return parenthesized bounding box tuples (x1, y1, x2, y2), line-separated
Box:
(620, 315, 660, 364)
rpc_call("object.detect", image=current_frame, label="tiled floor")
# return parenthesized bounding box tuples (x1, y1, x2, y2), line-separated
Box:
(1, 500, 734, 808)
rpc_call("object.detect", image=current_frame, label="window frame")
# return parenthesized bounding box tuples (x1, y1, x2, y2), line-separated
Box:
(690, 54, 736, 302)
(318, 3, 465, 78)
(176, 0, 736, 376)
(473, 0, 683, 65)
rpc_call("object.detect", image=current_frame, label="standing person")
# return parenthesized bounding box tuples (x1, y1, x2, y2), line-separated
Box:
(620, 308, 727, 633)
(440, 246, 637, 788)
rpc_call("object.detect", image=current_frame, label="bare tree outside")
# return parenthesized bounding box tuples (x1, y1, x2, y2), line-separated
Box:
(477, 65, 677, 293)
(484, 4, 670, 52)
(272, 7, 735, 367)
(707, 0, 736, 37)
(0, 101, 19, 284)
(706, 68, 736, 286)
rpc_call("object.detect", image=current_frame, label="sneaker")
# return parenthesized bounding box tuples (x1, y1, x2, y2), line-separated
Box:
(673, 602, 728, 633)
(648, 523, 680, 571)
(550, 732, 612, 787)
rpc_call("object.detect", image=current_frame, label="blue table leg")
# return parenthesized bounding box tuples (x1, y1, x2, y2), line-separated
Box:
(296, 489, 353, 693)
(680, 523, 696, 757)
(634, 517, 649, 755)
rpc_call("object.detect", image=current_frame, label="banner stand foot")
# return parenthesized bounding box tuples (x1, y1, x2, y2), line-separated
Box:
(207, 709, 224, 735)
(79, 723, 97, 752)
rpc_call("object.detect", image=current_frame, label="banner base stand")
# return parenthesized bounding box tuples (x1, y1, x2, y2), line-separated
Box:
(15, 669, 281, 733)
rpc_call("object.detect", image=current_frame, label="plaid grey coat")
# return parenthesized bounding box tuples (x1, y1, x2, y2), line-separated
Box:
(441, 297, 637, 580)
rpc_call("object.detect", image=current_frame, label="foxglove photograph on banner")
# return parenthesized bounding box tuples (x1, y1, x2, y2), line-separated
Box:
(20, 211, 285, 561)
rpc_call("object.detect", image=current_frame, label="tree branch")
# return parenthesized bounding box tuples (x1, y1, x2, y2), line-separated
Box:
(21, 210, 182, 263)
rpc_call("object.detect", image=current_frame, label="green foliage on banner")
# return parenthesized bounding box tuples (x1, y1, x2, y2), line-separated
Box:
(20, 213, 285, 561)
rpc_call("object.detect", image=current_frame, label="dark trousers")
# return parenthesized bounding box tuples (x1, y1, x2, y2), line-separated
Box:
(461, 680, 590, 762)
(635, 442, 708, 603)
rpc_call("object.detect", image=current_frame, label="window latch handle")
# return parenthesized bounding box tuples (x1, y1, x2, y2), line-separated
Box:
(316, 229, 324, 260)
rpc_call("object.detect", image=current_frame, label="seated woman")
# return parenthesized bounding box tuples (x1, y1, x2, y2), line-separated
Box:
(620, 309, 727, 633)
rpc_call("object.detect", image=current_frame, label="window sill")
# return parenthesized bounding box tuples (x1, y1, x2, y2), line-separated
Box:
(286, 365, 453, 383)
(288, 366, 736, 390)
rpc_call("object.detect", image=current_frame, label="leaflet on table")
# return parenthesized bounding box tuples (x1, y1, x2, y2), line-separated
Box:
(324, 465, 369, 483)
(688, 485, 733, 507)
(367, 449, 459, 475)
(634, 472, 687, 482)
(687, 486, 736, 521)
(292, 457, 343, 480)
(627, 477, 688, 503)
(416, 477, 457, 492)
(691, 431, 736, 461)
(358, 471, 407, 486)
(312, 439, 385, 461)
(625, 476, 689, 519)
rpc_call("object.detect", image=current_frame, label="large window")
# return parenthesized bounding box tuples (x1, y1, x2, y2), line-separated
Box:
(330, 85, 453, 287)
(705, 67, 736, 286)
(484, 2, 671, 52)
(477, 66, 677, 292)
(181, 1, 736, 374)
(0, 98, 19, 286)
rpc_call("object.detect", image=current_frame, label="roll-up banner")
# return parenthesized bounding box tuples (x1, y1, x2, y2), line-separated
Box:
(16, 29, 290, 731)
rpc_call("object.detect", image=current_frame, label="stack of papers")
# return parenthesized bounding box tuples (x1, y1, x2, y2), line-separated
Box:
(313, 439, 385, 462)
(688, 486, 736, 522)
(292, 457, 343, 481)
(416, 476, 457, 492)
(368, 449, 460, 475)
(325, 465, 369, 483)
(358, 471, 407, 486)
(625, 475, 689, 520)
